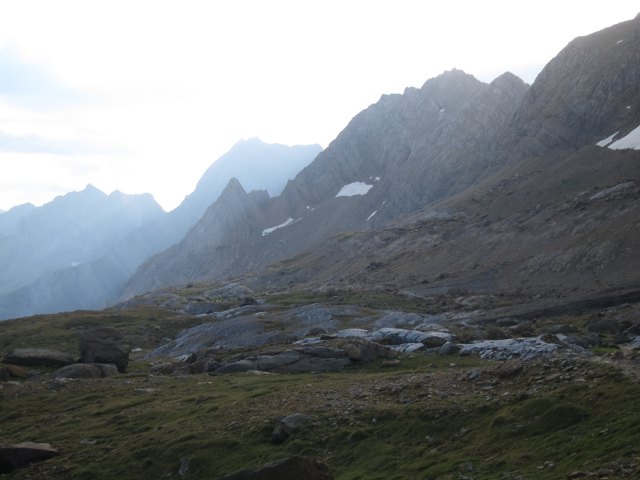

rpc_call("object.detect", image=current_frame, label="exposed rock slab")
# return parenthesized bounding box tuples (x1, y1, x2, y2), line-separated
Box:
(79, 327, 129, 373)
(3, 348, 75, 368)
(52, 364, 103, 379)
(271, 413, 313, 444)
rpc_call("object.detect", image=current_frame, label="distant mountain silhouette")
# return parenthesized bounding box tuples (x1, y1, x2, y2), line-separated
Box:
(0, 139, 320, 320)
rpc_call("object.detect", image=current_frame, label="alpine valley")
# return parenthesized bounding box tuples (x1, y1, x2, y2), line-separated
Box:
(1, 15, 640, 480)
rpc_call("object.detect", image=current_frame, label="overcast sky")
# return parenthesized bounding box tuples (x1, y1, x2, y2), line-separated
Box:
(0, 1, 638, 212)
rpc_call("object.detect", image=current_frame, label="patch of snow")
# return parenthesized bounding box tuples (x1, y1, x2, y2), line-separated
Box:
(70, 261, 80, 268)
(368, 176, 381, 182)
(367, 211, 378, 221)
(262, 217, 295, 236)
(439, 108, 446, 113)
(335, 182, 373, 197)
(617, 39, 624, 44)
(626, 105, 632, 109)
(596, 131, 618, 147)
(306, 205, 311, 210)
(382, 200, 387, 205)
(608, 125, 640, 150)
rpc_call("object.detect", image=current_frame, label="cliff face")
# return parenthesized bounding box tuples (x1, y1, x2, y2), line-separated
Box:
(501, 15, 640, 159)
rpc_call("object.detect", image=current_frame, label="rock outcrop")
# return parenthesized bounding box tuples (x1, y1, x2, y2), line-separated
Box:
(3, 348, 75, 368)
(79, 327, 129, 373)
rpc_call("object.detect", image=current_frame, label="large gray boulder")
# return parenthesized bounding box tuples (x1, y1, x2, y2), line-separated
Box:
(342, 339, 398, 362)
(271, 414, 313, 444)
(3, 348, 75, 368)
(0, 442, 60, 473)
(219, 456, 334, 480)
(52, 364, 102, 379)
(79, 327, 129, 373)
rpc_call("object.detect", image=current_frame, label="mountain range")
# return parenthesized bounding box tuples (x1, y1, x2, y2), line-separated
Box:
(0, 139, 321, 320)
(123, 14, 640, 306)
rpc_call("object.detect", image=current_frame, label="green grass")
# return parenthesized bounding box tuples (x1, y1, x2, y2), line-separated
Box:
(0, 307, 200, 355)
(3, 300, 640, 479)
(1, 353, 639, 479)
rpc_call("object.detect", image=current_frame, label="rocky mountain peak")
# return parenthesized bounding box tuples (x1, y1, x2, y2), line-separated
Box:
(504, 14, 640, 158)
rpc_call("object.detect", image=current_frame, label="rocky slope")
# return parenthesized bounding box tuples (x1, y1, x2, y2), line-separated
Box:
(125, 15, 640, 302)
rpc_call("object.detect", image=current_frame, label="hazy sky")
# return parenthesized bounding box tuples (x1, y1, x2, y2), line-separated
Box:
(0, 1, 638, 212)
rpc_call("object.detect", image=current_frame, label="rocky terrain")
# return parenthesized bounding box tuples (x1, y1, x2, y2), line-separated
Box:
(2, 284, 640, 478)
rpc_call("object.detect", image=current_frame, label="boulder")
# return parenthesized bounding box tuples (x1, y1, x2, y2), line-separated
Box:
(369, 328, 451, 346)
(342, 340, 398, 362)
(438, 342, 461, 355)
(52, 364, 103, 379)
(79, 327, 129, 373)
(93, 363, 119, 377)
(271, 414, 313, 444)
(219, 456, 334, 480)
(215, 359, 258, 374)
(0, 442, 60, 474)
(3, 348, 75, 368)
(0, 366, 9, 381)
(4, 364, 28, 379)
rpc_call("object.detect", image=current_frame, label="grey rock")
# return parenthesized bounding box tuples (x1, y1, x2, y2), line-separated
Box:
(219, 455, 334, 480)
(624, 323, 640, 335)
(3, 348, 75, 368)
(271, 414, 313, 444)
(583, 333, 603, 346)
(79, 327, 129, 373)
(369, 328, 451, 346)
(438, 342, 461, 355)
(334, 328, 369, 338)
(458, 337, 559, 360)
(149, 315, 286, 358)
(296, 346, 347, 359)
(342, 340, 398, 362)
(184, 302, 224, 315)
(390, 343, 425, 353)
(93, 363, 119, 377)
(52, 364, 103, 379)
(0, 442, 60, 474)
(546, 324, 579, 334)
(587, 318, 620, 334)
(556, 334, 588, 349)
(215, 359, 258, 374)
(374, 312, 425, 329)
(306, 327, 327, 336)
